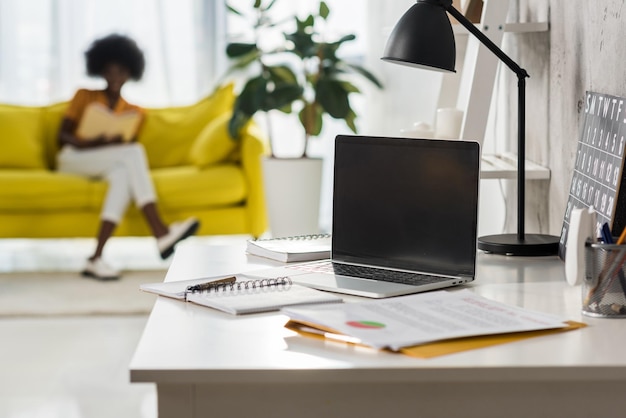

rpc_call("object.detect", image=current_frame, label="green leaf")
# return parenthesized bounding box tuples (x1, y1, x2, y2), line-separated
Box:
(339, 80, 360, 94)
(266, 65, 298, 84)
(226, 43, 258, 58)
(301, 15, 315, 29)
(264, 0, 278, 11)
(345, 109, 358, 133)
(229, 75, 272, 138)
(299, 104, 323, 137)
(278, 103, 293, 114)
(345, 63, 384, 89)
(227, 5, 243, 16)
(317, 35, 356, 64)
(316, 79, 350, 119)
(228, 110, 252, 139)
(253, 0, 262, 9)
(319, 2, 330, 19)
(230, 51, 260, 70)
(237, 76, 268, 116)
(332, 34, 356, 45)
(262, 84, 303, 111)
(221, 52, 261, 80)
(285, 30, 317, 59)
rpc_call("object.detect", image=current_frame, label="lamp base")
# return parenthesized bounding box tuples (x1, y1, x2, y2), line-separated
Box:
(477, 233, 560, 256)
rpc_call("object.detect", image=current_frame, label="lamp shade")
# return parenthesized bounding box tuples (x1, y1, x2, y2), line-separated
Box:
(382, 0, 456, 73)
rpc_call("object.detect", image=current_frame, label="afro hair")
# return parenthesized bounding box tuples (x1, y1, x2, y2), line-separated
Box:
(85, 34, 145, 80)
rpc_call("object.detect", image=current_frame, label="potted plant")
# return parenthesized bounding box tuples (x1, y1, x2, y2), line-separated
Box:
(223, 0, 383, 236)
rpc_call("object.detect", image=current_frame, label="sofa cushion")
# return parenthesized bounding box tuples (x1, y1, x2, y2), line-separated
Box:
(187, 112, 238, 168)
(139, 83, 235, 169)
(41, 102, 69, 169)
(0, 164, 247, 213)
(0, 170, 100, 210)
(151, 164, 247, 211)
(0, 105, 46, 169)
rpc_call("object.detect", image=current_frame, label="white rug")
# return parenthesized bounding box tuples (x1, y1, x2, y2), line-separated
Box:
(0, 237, 172, 273)
(0, 235, 250, 316)
(0, 270, 163, 317)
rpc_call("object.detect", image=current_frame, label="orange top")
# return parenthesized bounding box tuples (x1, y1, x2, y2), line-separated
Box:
(64, 88, 144, 135)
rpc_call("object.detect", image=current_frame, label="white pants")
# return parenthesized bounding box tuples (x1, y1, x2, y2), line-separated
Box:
(57, 143, 157, 223)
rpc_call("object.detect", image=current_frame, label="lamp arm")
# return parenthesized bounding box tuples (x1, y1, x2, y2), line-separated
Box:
(441, 2, 529, 80)
(441, 0, 528, 240)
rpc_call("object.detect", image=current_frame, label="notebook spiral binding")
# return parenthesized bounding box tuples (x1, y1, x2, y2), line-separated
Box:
(255, 233, 330, 242)
(204, 276, 293, 293)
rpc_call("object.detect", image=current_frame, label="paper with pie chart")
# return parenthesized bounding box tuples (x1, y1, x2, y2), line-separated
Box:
(282, 289, 570, 351)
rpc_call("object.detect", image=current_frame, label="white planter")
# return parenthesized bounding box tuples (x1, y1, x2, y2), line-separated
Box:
(262, 157, 323, 238)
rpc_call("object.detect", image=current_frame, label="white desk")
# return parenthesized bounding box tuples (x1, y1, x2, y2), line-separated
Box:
(130, 242, 626, 418)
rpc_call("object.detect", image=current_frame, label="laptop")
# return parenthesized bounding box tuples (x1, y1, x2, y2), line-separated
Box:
(246, 135, 481, 298)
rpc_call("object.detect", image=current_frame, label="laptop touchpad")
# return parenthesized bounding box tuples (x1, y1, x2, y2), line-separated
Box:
(292, 273, 415, 298)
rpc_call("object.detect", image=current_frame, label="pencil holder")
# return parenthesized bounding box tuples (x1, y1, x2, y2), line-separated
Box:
(583, 242, 626, 317)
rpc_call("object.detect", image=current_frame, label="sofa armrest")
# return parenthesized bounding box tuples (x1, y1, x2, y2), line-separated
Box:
(240, 124, 270, 237)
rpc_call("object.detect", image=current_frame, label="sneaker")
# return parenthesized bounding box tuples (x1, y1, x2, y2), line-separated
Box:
(81, 257, 121, 281)
(157, 217, 200, 259)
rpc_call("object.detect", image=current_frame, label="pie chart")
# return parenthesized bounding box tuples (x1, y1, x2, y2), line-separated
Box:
(346, 320, 386, 329)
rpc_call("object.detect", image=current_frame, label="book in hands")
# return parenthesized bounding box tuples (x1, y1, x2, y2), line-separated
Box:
(76, 102, 142, 142)
(186, 277, 343, 315)
(282, 289, 572, 352)
(246, 234, 331, 262)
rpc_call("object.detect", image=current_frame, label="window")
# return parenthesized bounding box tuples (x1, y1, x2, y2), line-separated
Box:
(0, 0, 224, 106)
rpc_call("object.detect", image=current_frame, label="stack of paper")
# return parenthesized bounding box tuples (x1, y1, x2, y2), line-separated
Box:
(283, 289, 584, 356)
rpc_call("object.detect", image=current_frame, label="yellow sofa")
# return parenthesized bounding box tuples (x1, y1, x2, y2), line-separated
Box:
(0, 84, 269, 238)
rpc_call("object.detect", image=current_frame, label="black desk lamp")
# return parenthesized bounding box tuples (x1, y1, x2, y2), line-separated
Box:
(382, 0, 560, 256)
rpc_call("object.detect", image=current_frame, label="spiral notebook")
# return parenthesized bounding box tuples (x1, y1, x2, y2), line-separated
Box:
(185, 277, 343, 315)
(246, 234, 331, 262)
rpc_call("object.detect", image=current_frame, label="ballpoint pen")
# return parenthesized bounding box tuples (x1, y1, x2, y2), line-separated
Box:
(601, 223, 614, 244)
(185, 276, 237, 294)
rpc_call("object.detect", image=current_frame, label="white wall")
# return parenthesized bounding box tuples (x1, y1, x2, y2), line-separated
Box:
(363, 0, 508, 237)
(509, 0, 626, 236)
(240, 0, 515, 236)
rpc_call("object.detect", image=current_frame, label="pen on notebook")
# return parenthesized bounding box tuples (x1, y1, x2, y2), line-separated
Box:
(185, 276, 237, 293)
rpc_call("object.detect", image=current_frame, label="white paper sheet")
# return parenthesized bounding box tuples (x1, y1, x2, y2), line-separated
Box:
(282, 289, 569, 351)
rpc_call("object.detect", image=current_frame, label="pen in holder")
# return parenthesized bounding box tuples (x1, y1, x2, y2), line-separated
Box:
(583, 241, 626, 317)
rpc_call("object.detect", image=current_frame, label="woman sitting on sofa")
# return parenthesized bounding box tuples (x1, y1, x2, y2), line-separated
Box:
(57, 33, 199, 280)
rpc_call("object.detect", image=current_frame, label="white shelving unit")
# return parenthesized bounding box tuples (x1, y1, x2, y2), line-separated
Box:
(481, 152, 550, 180)
(443, 0, 550, 180)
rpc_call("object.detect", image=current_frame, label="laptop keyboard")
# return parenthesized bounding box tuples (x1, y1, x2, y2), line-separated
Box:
(289, 261, 448, 286)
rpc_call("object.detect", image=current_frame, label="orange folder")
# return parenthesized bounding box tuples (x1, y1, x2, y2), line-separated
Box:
(285, 320, 586, 359)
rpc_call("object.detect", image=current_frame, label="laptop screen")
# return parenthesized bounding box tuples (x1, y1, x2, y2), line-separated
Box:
(332, 135, 480, 277)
